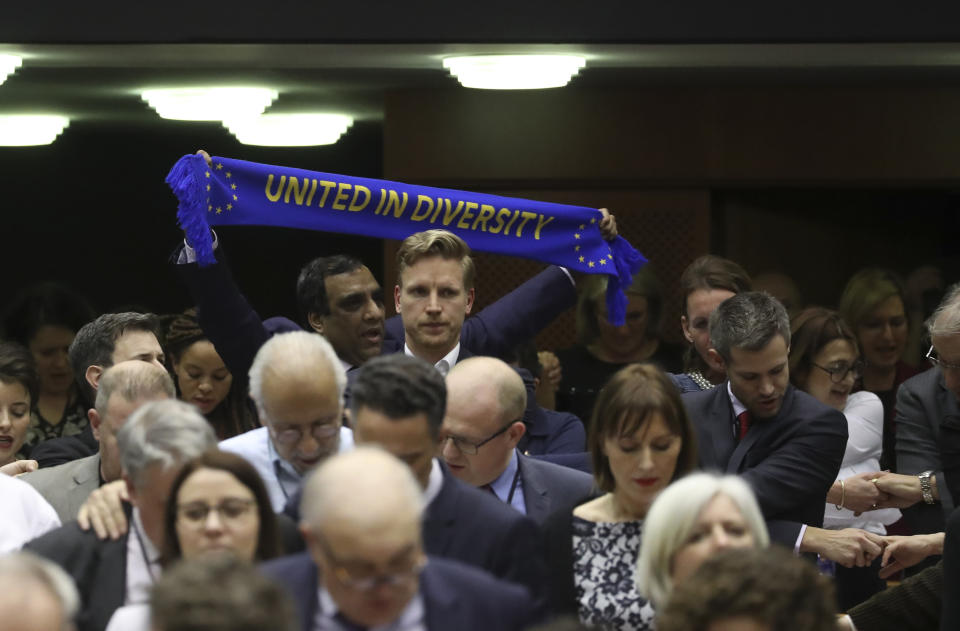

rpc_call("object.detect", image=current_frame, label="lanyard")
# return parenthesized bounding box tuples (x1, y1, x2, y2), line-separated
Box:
(130, 517, 158, 583)
(504, 466, 522, 505)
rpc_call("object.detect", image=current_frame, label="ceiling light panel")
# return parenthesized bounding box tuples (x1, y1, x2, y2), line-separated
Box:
(0, 114, 69, 146)
(443, 55, 586, 89)
(0, 55, 22, 87)
(141, 87, 278, 121)
(225, 113, 353, 146)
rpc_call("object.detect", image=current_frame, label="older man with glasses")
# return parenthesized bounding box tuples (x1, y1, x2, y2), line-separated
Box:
(220, 331, 353, 511)
(263, 446, 536, 631)
(867, 284, 960, 536)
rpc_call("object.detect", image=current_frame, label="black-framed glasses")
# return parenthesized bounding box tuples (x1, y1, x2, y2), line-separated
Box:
(176, 498, 256, 529)
(271, 421, 340, 446)
(440, 419, 520, 456)
(811, 360, 864, 384)
(314, 532, 424, 591)
(927, 345, 960, 371)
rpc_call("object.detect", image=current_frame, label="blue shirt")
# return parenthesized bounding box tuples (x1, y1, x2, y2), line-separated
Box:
(488, 450, 526, 514)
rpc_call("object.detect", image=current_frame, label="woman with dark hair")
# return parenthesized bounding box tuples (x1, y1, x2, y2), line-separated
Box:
(162, 449, 280, 564)
(555, 267, 683, 423)
(2, 282, 96, 455)
(789, 307, 900, 609)
(673, 255, 752, 393)
(0, 342, 39, 466)
(163, 309, 258, 439)
(543, 363, 698, 630)
(106, 450, 281, 631)
(838, 268, 919, 471)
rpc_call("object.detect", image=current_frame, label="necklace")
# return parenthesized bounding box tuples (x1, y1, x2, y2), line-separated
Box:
(687, 370, 714, 391)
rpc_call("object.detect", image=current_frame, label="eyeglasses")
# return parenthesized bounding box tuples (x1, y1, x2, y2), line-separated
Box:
(440, 419, 519, 456)
(811, 360, 864, 384)
(926, 345, 960, 371)
(176, 498, 256, 528)
(314, 533, 424, 591)
(271, 421, 340, 446)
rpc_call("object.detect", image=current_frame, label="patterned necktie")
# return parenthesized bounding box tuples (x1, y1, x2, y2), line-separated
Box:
(737, 410, 751, 440)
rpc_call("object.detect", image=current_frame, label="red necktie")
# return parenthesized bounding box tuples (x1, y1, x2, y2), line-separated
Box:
(737, 411, 751, 440)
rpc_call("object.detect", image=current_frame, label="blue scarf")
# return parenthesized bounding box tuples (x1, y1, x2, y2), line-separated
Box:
(166, 154, 646, 325)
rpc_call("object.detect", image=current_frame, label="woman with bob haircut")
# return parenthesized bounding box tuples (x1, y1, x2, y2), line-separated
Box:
(635, 472, 769, 612)
(543, 363, 697, 630)
(789, 307, 900, 609)
(161, 449, 280, 564)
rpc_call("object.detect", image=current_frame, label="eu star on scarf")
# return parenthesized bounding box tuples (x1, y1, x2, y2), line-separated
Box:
(166, 153, 647, 325)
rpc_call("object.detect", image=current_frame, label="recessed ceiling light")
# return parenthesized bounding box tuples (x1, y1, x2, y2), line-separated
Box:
(141, 87, 278, 121)
(0, 55, 22, 87)
(225, 113, 354, 146)
(0, 114, 69, 146)
(442, 55, 586, 90)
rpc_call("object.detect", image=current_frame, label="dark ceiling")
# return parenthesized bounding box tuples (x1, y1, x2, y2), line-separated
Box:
(4, 43, 960, 141)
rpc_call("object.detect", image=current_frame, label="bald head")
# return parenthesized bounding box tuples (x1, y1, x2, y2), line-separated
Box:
(299, 447, 426, 628)
(301, 446, 423, 533)
(442, 357, 527, 487)
(447, 356, 527, 426)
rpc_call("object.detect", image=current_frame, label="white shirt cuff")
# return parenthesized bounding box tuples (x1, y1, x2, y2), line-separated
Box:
(794, 524, 807, 554)
(177, 230, 219, 264)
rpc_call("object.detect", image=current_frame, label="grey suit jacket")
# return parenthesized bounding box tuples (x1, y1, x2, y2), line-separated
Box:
(895, 368, 957, 534)
(517, 454, 595, 525)
(22, 453, 100, 523)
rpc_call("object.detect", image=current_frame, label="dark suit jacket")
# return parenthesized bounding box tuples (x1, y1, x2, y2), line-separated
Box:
(532, 451, 592, 475)
(895, 368, 958, 535)
(261, 553, 534, 631)
(283, 461, 547, 603)
(941, 506, 960, 630)
(682, 384, 847, 546)
(175, 245, 575, 387)
(25, 513, 130, 631)
(517, 453, 594, 525)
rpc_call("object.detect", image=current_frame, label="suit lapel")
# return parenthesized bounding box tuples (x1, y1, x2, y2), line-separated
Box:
(422, 466, 458, 556)
(728, 387, 794, 472)
(87, 535, 129, 631)
(517, 456, 549, 523)
(421, 562, 457, 630)
(705, 387, 737, 467)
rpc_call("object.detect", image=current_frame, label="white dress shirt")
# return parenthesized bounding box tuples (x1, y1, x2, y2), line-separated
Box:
(404, 343, 460, 376)
(314, 584, 425, 631)
(125, 508, 162, 605)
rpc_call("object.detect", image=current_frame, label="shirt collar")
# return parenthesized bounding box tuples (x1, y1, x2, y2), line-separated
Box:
(266, 430, 301, 481)
(488, 449, 519, 499)
(726, 382, 747, 418)
(132, 507, 161, 560)
(318, 584, 424, 630)
(423, 458, 444, 506)
(403, 342, 461, 375)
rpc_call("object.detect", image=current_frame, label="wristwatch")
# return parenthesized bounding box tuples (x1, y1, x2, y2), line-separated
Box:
(919, 470, 935, 504)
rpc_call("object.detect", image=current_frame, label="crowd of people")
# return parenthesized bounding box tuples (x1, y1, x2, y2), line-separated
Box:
(2, 189, 960, 631)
